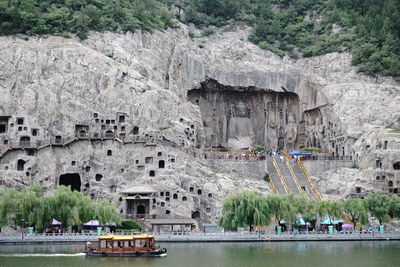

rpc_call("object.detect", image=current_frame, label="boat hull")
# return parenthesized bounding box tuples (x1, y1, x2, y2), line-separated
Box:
(85, 248, 167, 257)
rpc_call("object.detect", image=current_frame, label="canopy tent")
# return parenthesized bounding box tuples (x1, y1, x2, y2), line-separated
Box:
(288, 150, 312, 156)
(320, 218, 343, 225)
(295, 218, 311, 226)
(84, 220, 100, 227)
(52, 218, 62, 226)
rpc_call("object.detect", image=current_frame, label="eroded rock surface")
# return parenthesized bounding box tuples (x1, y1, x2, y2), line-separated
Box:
(0, 23, 399, 226)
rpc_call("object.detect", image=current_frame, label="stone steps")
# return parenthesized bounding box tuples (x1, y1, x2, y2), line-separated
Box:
(275, 158, 300, 194)
(266, 158, 286, 194)
(292, 162, 317, 199)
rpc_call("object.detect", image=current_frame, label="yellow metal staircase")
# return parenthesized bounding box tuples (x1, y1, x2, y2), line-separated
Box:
(272, 157, 291, 194)
(297, 158, 322, 200)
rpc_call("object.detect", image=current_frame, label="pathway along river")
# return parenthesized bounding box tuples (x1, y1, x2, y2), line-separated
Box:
(0, 241, 399, 267)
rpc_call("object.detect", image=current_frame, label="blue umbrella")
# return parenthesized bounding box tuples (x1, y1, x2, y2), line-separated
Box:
(289, 151, 313, 156)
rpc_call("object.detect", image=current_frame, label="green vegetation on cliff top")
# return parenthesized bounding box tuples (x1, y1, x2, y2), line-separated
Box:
(0, 0, 399, 80)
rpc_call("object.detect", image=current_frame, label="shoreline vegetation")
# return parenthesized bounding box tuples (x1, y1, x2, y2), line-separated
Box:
(219, 190, 400, 231)
(1, 186, 400, 236)
(0, 186, 121, 232)
(0, 0, 399, 80)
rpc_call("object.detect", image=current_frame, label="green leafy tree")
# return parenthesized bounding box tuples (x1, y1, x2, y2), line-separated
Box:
(0, 185, 121, 232)
(219, 190, 271, 231)
(95, 200, 121, 225)
(0, 187, 19, 228)
(118, 220, 142, 231)
(267, 194, 289, 225)
(388, 195, 400, 219)
(343, 198, 368, 229)
(317, 200, 343, 223)
(366, 191, 390, 225)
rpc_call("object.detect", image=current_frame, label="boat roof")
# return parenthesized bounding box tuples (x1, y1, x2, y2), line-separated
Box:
(99, 234, 154, 240)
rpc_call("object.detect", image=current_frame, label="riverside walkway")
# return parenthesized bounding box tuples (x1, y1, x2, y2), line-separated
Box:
(1, 231, 400, 243)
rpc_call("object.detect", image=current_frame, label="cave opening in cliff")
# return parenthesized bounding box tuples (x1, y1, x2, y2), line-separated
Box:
(17, 159, 26, 171)
(59, 173, 81, 191)
(187, 78, 304, 151)
(393, 162, 400, 170)
(0, 117, 9, 133)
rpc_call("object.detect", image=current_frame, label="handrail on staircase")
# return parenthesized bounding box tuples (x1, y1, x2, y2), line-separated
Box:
(267, 173, 279, 195)
(285, 158, 309, 199)
(272, 157, 291, 194)
(281, 150, 291, 160)
(297, 158, 322, 200)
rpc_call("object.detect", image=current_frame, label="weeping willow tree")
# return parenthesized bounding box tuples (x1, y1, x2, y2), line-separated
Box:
(0, 185, 120, 231)
(282, 194, 313, 230)
(95, 200, 121, 225)
(343, 198, 368, 229)
(0, 186, 48, 229)
(317, 199, 343, 224)
(366, 190, 390, 225)
(50, 186, 96, 227)
(219, 190, 271, 231)
(389, 195, 400, 219)
(266, 194, 288, 225)
(0, 187, 19, 228)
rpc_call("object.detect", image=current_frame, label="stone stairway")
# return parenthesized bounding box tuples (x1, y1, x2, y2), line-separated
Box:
(266, 157, 286, 194)
(274, 158, 299, 194)
(292, 160, 318, 199)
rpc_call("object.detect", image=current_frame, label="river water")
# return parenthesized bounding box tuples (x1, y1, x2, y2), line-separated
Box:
(0, 241, 399, 267)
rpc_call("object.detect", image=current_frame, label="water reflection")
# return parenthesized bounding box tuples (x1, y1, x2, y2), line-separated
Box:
(0, 241, 399, 267)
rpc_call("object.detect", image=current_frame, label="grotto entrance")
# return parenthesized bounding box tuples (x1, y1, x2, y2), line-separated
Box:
(137, 205, 146, 214)
(187, 79, 302, 151)
(59, 173, 81, 191)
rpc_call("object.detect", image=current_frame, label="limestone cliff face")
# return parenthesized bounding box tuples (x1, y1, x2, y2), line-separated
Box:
(0, 23, 399, 225)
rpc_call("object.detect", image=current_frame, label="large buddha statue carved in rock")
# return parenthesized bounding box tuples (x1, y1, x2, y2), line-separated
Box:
(306, 115, 315, 147)
(286, 113, 298, 150)
(227, 102, 254, 149)
(314, 116, 324, 148)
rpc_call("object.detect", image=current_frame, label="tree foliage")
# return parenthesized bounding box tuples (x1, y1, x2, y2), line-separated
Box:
(0, 185, 120, 231)
(366, 191, 390, 225)
(343, 198, 368, 229)
(317, 199, 343, 223)
(0, 0, 177, 39)
(181, 0, 400, 80)
(220, 190, 397, 230)
(118, 220, 142, 231)
(1, 0, 399, 79)
(388, 195, 400, 219)
(219, 190, 271, 230)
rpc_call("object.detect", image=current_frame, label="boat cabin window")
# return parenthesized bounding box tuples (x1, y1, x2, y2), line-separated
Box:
(114, 241, 123, 248)
(124, 241, 130, 248)
(106, 240, 112, 248)
(135, 239, 147, 248)
(100, 240, 106, 248)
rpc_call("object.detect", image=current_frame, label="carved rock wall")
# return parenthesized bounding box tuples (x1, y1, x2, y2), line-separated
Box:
(0, 22, 400, 225)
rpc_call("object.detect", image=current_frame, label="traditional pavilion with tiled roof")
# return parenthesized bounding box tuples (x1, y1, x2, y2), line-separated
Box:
(121, 185, 156, 220)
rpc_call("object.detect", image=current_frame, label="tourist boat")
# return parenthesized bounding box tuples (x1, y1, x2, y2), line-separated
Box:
(84, 234, 167, 257)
